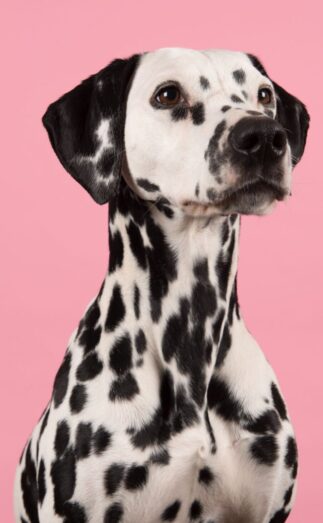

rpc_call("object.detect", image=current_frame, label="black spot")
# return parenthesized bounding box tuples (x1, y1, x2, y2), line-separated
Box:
(105, 284, 126, 332)
(51, 448, 76, 515)
(207, 188, 217, 200)
(205, 338, 213, 365)
(79, 324, 102, 356)
(62, 502, 87, 523)
(198, 466, 214, 485)
(200, 76, 210, 90)
(284, 485, 294, 506)
(145, 215, 177, 322)
(265, 109, 274, 118)
(109, 372, 139, 401)
(97, 149, 114, 176)
(36, 407, 50, 461)
(109, 334, 132, 375)
(162, 309, 183, 363)
(77, 300, 101, 354)
(192, 281, 216, 321)
(136, 178, 160, 192)
(150, 448, 170, 466)
(134, 285, 140, 319)
(250, 435, 278, 466)
(69, 384, 87, 414)
(75, 422, 93, 460)
(205, 120, 226, 174)
(242, 90, 248, 100)
(125, 464, 148, 490)
(53, 353, 71, 408)
(76, 299, 100, 337)
(232, 69, 246, 84)
(105, 463, 125, 495)
(160, 369, 175, 420)
(21, 443, 39, 523)
(108, 230, 124, 273)
(37, 459, 46, 505)
(195, 183, 200, 197)
(207, 375, 241, 422)
(228, 277, 239, 326)
(131, 409, 171, 450)
(215, 323, 232, 368)
(39, 408, 50, 438)
(216, 231, 235, 299)
(93, 426, 111, 454)
(155, 197, 174, 219)
(161, 500, 181, 521)
(190, 499, 202, 519)
(163, 296, 209, 409)
(271, 383, 288, 420)
(126, 219, 147, 270)
(190, 102, 205, 125)
(269, 509, 289, 523)
(76, 352, 103, 381)
(135, 329, 147, 354)
(117, 181, 148, 225)
(171, 105, 189, 121)
(245, 409, 281, 434)
(221, 105, 231, 112)
(285, 436, 297, 469)
(231, 94, 244, 103)
(54, 420, 70, 457)
(104, 502, 124, 523)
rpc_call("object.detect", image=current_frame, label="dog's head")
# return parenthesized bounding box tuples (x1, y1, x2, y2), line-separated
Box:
(43, 48, 309, 216)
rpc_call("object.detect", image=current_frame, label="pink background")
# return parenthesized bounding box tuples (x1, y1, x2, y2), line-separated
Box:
(1, 1, 322, 521)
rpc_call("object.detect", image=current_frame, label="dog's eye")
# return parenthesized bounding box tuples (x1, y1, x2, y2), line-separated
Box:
(258, 87, 273, 105)
(155, 85, 182, 107)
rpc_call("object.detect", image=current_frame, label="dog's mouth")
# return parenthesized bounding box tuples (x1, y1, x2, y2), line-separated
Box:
(182, 178, 289, 216)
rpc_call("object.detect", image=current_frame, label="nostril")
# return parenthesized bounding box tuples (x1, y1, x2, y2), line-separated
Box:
(231, 131, 262, 155)
(239, 132, 261, 154)
(229, 117, 287, 159)
(271, 130, 287, 155)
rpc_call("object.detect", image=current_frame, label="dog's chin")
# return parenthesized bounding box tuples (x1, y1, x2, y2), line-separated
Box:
(214, 182, 287, 216)
(182, 180, 289, 217)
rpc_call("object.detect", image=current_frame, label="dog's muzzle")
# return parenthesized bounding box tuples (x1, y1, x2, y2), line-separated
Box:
(229, 116, 287, 168)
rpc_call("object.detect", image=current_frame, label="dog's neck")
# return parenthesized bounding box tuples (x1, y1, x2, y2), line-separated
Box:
(99, 179, 240, 409)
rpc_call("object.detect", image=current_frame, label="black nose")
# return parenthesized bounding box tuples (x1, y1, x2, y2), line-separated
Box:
(229, 116, 287, 161)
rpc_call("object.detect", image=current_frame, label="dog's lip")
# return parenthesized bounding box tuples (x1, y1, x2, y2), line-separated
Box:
(183, 178, 288, 208)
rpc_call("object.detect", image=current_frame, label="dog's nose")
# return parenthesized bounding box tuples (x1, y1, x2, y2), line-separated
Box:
(229, 117, 287, 161)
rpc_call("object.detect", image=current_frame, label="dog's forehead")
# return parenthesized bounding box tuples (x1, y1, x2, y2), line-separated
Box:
(134, 48, 267, 90)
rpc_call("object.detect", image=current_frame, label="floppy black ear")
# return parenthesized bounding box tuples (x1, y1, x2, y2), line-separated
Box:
(248, 54, 310, 166)
(42, 54, 140, 204)
(270, 82, 310, 166)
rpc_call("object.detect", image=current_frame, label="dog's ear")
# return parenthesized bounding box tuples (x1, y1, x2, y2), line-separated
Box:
(270, 82, 310, 166)
(42, 54, 140, 204)
(248, 54, 310, 166)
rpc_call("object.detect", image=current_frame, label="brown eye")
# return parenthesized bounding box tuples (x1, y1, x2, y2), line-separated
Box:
(155, 85, 181, 107)
(258, 87, 273, 105)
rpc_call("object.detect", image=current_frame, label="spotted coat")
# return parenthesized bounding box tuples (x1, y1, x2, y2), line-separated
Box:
(14, 48, 309, 523)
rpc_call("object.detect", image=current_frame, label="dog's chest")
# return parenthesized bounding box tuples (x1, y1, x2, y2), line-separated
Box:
(39, 408, 267, 523)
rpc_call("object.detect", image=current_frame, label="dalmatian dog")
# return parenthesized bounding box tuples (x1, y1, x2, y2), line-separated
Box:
(14, 48, 309, 523)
